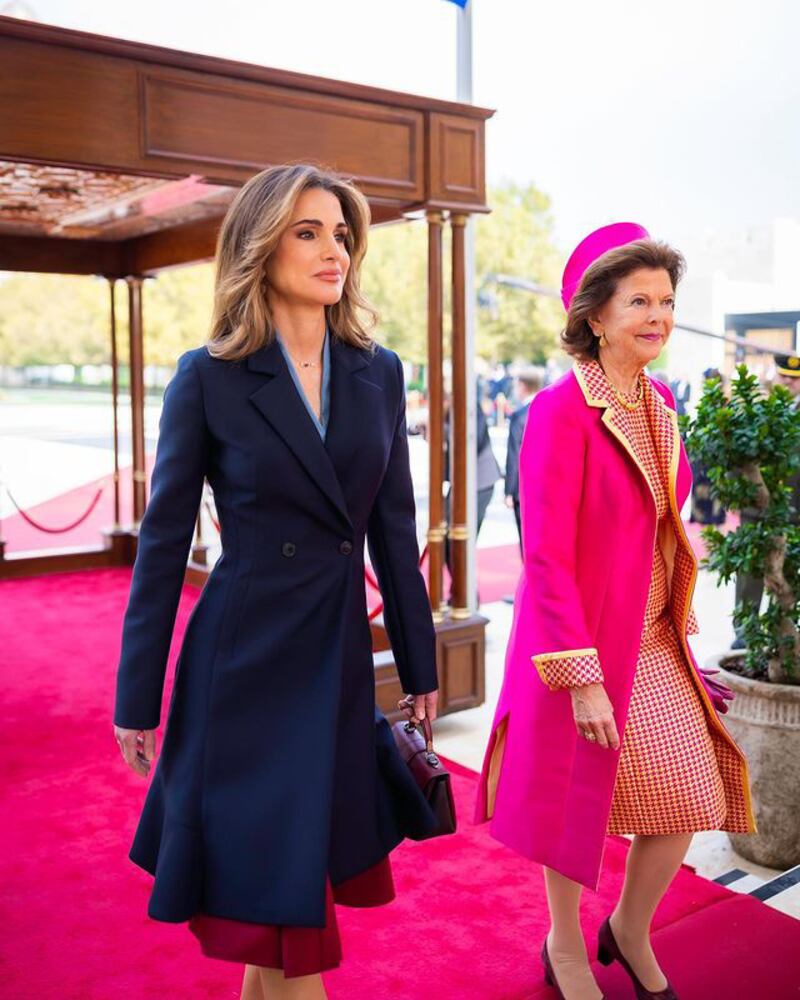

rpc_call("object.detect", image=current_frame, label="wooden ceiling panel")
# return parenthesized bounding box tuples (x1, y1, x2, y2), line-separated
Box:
(141, 70, 424, 202)
(428, 113, 487, 212)
(0, 17, 492, 273)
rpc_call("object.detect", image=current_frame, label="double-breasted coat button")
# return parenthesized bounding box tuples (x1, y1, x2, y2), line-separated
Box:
(339, 540, 353, 555)
(281, 542, 296, 558)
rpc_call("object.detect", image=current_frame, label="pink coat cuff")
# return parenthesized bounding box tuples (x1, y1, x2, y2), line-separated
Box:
(533, 648, 604, 690)
(687, 607, 700, 635)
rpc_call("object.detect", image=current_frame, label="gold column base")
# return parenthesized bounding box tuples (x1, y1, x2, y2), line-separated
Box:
(449, 606, 471, 620)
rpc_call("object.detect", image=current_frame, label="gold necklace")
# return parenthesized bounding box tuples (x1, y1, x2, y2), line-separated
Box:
(290, 356, 320, 369)
(598, 360, 645, 410)
(286, 346, 322, 369)
(612, 374, 645, 410)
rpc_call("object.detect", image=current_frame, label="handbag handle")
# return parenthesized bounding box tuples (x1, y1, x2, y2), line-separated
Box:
(397, 696, 436, 753)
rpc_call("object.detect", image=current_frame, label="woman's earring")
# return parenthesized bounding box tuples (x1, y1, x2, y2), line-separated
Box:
(598, 331, 608, 348)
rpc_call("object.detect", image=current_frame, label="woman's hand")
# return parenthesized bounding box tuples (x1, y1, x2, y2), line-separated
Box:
(569, 683, 620, 750)
(114, 725, 156, 777)
(399, 691, 439, 723)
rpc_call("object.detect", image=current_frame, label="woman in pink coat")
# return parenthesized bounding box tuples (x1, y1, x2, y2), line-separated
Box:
(476, 224, 755, 1000)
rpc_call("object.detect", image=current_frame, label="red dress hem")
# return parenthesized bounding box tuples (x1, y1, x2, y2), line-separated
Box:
(188, 856, 395, 978)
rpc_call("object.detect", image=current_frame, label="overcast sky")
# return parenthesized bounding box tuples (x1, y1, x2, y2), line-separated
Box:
(8, 0, 800, 259)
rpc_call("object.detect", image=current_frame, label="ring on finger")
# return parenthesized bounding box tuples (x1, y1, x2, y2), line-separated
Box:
(584, 731, 597, 742)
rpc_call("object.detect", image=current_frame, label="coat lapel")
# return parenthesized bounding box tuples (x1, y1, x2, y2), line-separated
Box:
(324, 339, 383, 500)
(247, 338, 352, 529)
(573, 359, 680, 515)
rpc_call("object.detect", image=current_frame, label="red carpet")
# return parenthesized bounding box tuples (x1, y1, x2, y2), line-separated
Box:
(1, 569, 798, 999)
(1, 458, 154, 554)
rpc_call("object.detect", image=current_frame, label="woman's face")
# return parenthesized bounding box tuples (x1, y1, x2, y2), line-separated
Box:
(265, 187, 351, 310)
(591, 267, 675, 366)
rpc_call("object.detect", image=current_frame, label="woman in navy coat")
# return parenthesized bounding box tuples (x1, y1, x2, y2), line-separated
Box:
(113, 164, 439, 999)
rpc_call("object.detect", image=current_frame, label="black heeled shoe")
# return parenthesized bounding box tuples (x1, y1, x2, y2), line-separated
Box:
(541, 938, 605, 999)
(597, 917, 678, 999)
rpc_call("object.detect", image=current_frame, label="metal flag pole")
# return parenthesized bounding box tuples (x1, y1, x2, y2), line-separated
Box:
(456, 0, 478, 614)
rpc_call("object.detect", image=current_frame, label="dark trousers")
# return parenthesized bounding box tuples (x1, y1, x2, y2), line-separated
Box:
(513, 498, 522, 558)
(477, 486, 494, 535)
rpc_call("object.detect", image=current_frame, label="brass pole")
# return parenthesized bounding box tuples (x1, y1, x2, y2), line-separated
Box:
(449, 213, 469, 618)
(108, 278, 121, 529)
(426, 210, 447, 622)
(126, 276, 147, 524)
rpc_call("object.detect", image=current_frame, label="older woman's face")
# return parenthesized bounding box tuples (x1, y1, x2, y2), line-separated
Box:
(265, 187, 350, 309)
(591, 267, 675, 366)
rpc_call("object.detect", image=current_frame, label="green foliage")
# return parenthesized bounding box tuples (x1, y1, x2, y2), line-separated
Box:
(0, 268, 214, 369)
(474, 182, 563, 363)
(0, 180, 564, 371)
(142, 264, 215, 365)
(361, 220, 429, 364)
(0, 273, 113, 366)
(684, 365, 800, 682)
(362, 181, 564, 366)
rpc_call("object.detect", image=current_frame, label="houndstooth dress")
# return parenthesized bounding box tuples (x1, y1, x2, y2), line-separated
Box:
(602, 367, 728, 835)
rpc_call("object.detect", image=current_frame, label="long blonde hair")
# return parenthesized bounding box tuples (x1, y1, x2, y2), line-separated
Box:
(207, 164, 378, 360)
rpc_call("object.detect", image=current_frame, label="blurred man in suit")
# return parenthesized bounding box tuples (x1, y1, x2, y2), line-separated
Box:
(505, 367, 544, 555)
(670, 374, 691, 417)
(442, 390, 502, 605)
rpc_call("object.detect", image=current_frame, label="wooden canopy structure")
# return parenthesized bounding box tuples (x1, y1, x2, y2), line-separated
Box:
(0, 16, 494, 718)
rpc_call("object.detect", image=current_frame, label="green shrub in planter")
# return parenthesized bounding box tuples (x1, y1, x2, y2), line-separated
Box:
(682, 365, 800, 684)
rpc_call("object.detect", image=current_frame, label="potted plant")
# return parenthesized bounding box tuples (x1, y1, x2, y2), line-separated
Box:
(683, 365, 800, 869)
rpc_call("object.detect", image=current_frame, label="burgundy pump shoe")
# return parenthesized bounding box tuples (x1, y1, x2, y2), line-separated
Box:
(597, 917, 678, 999)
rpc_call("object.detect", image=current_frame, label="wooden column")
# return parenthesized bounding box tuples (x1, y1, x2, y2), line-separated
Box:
(449, 213, 469, 618)
(426, 210, 447, 622)
(126, 276, 147, 524)
(108, 278, 122, 529)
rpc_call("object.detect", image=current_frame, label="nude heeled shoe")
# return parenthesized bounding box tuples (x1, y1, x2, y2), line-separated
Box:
(541, 938, 606, 999)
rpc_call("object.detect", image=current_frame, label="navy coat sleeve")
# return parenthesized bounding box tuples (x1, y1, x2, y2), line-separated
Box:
(367, 353, 438, 696)
(114, 351, 209, 731)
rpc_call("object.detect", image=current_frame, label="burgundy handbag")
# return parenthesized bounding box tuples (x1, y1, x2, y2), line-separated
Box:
(391, 698, 457, 838)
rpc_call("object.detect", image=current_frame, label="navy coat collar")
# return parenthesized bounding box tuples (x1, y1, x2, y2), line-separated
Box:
(246, 335, 379, 531)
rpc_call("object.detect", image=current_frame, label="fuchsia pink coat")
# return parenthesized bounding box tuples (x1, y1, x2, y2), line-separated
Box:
(475, 362, 754, 890)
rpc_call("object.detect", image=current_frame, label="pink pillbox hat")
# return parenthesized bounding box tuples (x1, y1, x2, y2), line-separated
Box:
(561, 222, 650, 311)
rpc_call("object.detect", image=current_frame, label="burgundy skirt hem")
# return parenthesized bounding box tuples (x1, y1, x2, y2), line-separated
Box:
(188, 856, 395, 978)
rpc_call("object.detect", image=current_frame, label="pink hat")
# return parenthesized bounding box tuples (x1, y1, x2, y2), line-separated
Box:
(561, 222, 650, 311)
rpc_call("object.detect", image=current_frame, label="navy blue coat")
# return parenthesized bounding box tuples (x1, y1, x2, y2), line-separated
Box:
(114, 336, 438, 928)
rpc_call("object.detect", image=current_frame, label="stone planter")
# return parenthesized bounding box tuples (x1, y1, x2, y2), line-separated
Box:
(709, 655, 800, 869)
